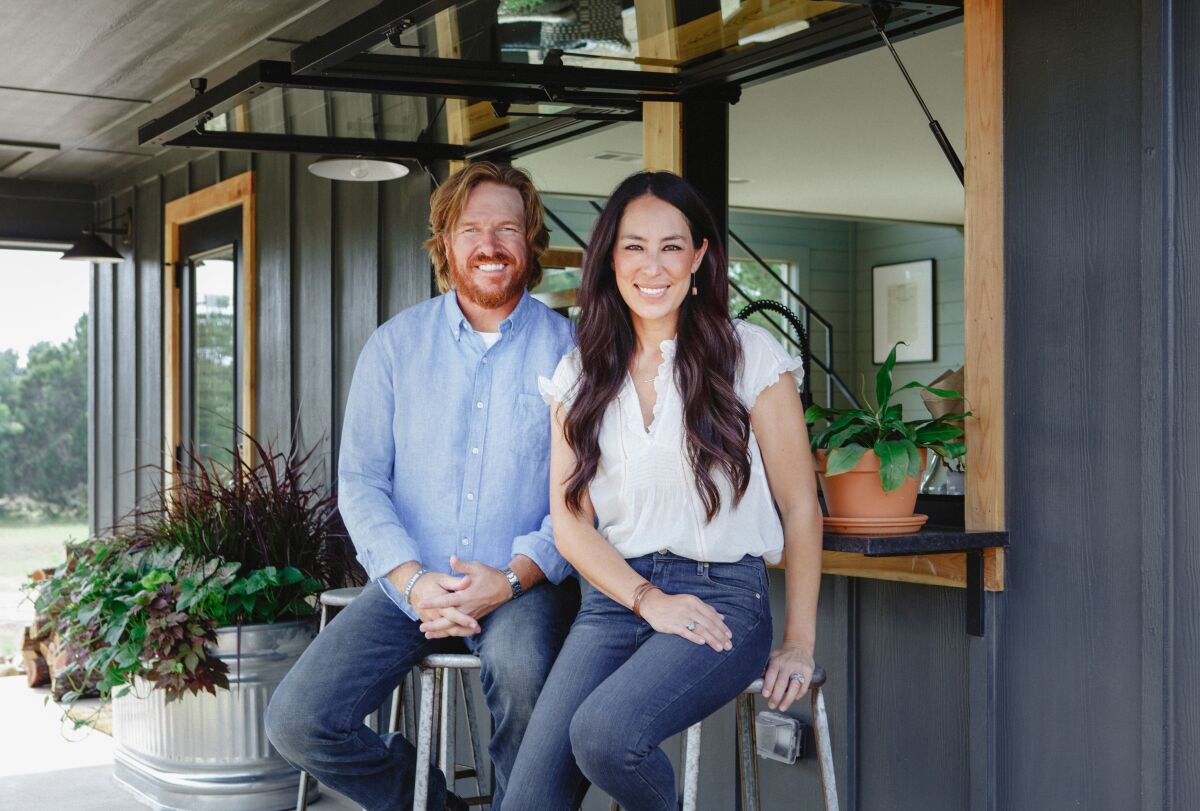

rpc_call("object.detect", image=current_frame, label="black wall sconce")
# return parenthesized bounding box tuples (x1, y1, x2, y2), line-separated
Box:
(62, 208, 133, 263)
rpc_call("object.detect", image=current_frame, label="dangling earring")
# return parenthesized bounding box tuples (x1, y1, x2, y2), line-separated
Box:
(691, 271, 698, 296)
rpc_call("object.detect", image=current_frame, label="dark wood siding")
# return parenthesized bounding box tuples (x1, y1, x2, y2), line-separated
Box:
(90, 148, 432, 531)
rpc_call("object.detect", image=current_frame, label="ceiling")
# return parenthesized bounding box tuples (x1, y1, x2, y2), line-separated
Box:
(0, 1, 963, 224)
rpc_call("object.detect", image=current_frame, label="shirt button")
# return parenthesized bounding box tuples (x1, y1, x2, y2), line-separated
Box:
(461, 537, 470, 546)
(476, 401, 484, 409)
(482, 358, 488, 365)
(466, 492, 474, 501)
(471, 447, 480, 455)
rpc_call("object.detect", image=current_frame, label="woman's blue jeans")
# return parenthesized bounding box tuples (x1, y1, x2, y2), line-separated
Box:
(504, 552, 772, 811)
(265, 579, 579, 811)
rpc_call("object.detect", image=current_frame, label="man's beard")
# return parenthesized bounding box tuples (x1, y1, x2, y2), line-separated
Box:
(452, 250, 531, 310)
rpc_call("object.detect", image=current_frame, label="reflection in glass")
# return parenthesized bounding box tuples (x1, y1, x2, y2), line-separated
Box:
(192, 248, 236, 471)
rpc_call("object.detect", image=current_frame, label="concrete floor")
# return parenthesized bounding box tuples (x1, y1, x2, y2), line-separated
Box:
(0, 675, 360, 810)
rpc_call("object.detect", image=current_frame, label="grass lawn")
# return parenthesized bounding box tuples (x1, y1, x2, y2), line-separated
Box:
(0, 520, 87, 658)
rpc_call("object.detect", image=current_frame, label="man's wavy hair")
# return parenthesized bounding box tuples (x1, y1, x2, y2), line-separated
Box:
(423, 162, 550, 293)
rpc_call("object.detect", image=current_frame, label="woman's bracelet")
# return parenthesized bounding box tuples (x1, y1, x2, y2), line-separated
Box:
(631, 582, 661, 618)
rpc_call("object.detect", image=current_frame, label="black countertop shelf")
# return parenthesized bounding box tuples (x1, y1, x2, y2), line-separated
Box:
(820, 526, 1009, 638)
(822, 527, 1009, 557)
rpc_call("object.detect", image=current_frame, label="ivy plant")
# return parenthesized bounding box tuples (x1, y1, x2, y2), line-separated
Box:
(804, 342, 970, 492)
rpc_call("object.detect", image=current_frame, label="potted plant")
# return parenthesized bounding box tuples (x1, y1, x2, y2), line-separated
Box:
(26, 435, 359, 811)
(804, 343, 969, 535)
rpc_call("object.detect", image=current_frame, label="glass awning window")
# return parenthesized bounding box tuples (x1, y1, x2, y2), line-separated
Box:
(139, 0, 962, 163)
(359, 0, 855, 71)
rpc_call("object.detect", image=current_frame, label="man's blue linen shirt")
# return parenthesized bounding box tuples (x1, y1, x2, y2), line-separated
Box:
(337, 290, 575, 620)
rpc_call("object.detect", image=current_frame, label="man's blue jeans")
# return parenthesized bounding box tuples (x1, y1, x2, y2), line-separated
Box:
(504, 553, 773, 811)
(265, 578, 580, 811)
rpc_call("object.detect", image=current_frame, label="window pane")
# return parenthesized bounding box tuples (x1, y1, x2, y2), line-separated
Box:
(192, 250, 236, 471)
(728, 259, 795, 340)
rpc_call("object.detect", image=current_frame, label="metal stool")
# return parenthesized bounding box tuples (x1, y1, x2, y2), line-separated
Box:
(610, 666, 838, 811)
(296, 587, 417, 811)
(413, 653, 492, 811)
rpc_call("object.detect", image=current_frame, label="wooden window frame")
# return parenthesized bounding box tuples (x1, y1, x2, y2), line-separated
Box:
(162, 172, 256, 481)
(641, 1, 1006, 591)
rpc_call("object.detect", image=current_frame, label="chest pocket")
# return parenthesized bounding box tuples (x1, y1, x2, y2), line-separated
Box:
(513, 393, 551, 462)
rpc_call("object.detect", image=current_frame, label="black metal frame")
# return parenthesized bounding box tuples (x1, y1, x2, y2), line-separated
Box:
(138, 0, 963, 163)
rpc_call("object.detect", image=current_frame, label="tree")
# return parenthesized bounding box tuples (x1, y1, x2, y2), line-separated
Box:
(0, 349, 24, 497)
(7, 315, 88, 511)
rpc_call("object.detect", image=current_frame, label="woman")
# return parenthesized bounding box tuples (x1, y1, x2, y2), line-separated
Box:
(504, 172, 823, 810)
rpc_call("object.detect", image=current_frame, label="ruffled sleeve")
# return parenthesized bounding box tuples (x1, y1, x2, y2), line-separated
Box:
(734, 320, 805, 409)
(538, 350, 583, 409)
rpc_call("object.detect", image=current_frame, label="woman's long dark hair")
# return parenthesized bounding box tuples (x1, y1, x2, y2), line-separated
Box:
(563, 172, 750, 522)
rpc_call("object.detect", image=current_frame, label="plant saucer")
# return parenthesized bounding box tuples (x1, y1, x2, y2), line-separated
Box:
(823, 514, 929, 537)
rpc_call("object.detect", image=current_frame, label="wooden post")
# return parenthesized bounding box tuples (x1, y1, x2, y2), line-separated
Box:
(964, 0, 1005, 539)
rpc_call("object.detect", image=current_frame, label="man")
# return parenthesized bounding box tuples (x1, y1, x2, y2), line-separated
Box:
(266, 162, 580, 811)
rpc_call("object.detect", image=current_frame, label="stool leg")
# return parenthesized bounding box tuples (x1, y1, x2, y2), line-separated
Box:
(295, 770, 310, 811)
(404, 670, 418, 741)
(681, 722, 702, 811)
(389, 680, 403, 734)
(811, 686, 840, 811)
(414, 667, 437, 811)
(439, 668, 455, 785)
(735, 693, 760, 811)
(459, 669, 486, 802)
(295, 603, 333, 810)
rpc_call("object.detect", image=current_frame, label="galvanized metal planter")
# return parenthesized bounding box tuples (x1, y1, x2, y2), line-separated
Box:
(112, 619, 318, 811)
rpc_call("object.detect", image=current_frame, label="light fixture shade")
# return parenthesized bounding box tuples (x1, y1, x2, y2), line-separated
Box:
(62, 231, 124, 263)
(308, 156, 410, 182)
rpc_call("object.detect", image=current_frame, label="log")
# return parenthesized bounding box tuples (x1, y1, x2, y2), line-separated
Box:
(21, 628, 50, 688)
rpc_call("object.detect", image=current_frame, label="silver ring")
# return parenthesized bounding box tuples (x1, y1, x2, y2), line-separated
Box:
(686, 621, 698, 632)
(789, 673, 805, 684)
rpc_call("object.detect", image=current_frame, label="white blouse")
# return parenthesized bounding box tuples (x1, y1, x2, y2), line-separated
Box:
(538, 321, 803, 564)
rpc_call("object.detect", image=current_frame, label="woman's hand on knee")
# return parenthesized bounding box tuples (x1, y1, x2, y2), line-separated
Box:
(640, 591, 733, 652)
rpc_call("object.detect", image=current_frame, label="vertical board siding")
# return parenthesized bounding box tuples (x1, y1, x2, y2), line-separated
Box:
(94, 198, 115, 533)
(1004, 0, 1144, 808)
(113, 187, 138, 522)
(254, 152, 293, 450)
(380, 171, 435, 321)
(855, 581, 968, 810)
(333, 180, 379, 465)
(134, 178, 163, 506)
(1171, 5, 1200, 807)
(290, 155, 334, 481)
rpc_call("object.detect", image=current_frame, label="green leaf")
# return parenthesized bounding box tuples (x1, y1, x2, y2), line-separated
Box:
(278, 566, 304, 586)
(873, 440, 913, 492)
(825, 445, 869, 477)
(826, 422, 871, 451)
(875, 343, 901, 414)
(905, 442, 924, 480)
(896, 381, 964, 400)
(915, 423, 964, 444)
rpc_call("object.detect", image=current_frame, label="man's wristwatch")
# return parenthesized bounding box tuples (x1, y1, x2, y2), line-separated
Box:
(403, 568, 429, 603)
(500, 566, 523, 600)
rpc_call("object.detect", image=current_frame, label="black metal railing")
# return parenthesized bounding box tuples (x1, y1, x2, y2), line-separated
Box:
(548, 203, 860, 410)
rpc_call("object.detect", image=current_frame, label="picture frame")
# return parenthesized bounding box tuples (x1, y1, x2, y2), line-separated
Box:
(872, 259, 936, 364)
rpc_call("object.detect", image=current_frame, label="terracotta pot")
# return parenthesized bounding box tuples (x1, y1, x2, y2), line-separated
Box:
(814, 448, 927, 518)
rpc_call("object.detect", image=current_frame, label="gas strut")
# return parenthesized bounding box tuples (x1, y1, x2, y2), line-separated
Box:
(868, 1, 965, 186)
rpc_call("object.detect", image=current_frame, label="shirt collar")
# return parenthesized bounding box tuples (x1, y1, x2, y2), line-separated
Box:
(443, 288, 534, 342)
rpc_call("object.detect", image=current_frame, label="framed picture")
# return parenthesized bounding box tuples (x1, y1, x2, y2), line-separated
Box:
(872, 259, 936, 364)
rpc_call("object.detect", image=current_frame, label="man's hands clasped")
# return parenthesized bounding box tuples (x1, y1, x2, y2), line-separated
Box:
(413, 555, 514, 639)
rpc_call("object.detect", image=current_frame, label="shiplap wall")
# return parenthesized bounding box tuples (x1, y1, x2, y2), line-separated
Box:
(88, 149, 432, 534)
(850, 221, 966, 417)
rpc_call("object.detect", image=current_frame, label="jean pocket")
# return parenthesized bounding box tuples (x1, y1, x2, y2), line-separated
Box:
(701, 560, 767, 599)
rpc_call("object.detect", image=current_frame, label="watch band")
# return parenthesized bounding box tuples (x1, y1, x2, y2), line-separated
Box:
(403, 568, 429, 602)
(501, 566, 523, 600)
